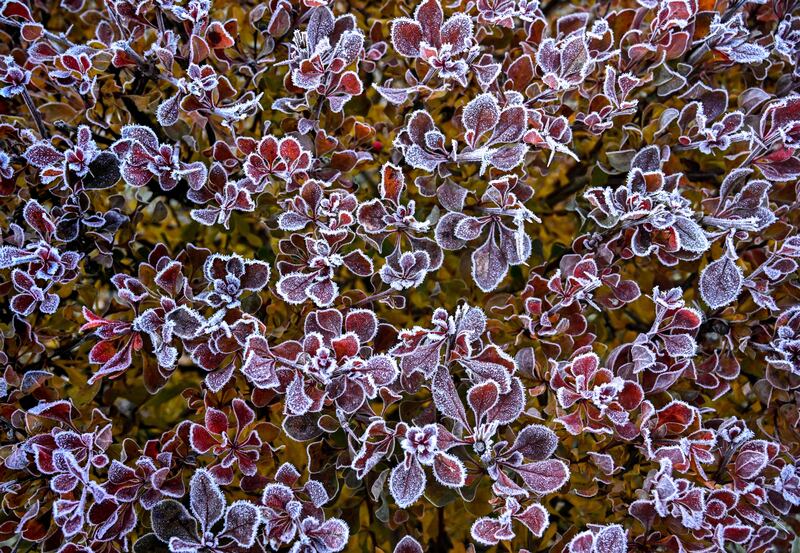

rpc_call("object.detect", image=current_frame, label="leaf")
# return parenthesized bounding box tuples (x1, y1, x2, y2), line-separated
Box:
(471, 235, 508, 292)
(514, 459, 570, 494)
(512, 425, 558, 460)
(515, 503, 549, 537)
(432, 452, 466, 488)
(466, 380, 500, 423)
(431, 365, 469, 427)
(463, 93, 500, 149)
(151, 500, 198, 544)
(699, 256, 743, 309)
(189, 469, 224, 532)
(389, 457, 426, 508)
(394, 536, 424, 553)
(594, 524, 627, 553)
(221, 501, 260, 547)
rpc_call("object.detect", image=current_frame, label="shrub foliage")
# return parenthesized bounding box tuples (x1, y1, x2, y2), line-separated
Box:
(0, 0, 800, 551)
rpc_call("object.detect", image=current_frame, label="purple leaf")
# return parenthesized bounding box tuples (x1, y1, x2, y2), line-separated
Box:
(221, 501, 260, 547)
(515, 502, 549, 537)
(432, 452, 466, 488)
(514, 459, 570, 494)
(699, 256, 743, 309)
(394, 536, 424, 553)
(471, 235, 508, 292)
(463, 93, 500, 149)
(389, 457, 426, 509)
(511, 425, 558, 461)
(189, 468, 224, 532)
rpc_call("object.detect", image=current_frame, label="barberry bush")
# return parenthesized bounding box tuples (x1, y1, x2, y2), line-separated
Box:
(1, 0, 800, 550)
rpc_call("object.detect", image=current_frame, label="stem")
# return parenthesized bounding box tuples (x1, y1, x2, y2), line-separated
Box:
(0, 17, 75, 47)
(21, 88, 47, 138)
(354, 287, 396, 306)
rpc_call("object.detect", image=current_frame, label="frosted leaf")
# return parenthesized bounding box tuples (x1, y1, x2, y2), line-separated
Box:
(151, 499, 198, 545)
(516, 502, 549, 537)
(394, 536, 424, 553)
(278, 211, 308, 232)
(471, 235, 508, 292)
(345, 308, 378, 343)
(24, 141, 62, 169)
(414, 0, 443, 41)
(463, 93, 500, 149)
(662, 333, 696, 358)
(391, 18, 423, 58)
(304, 479, 329, 507)
(488, 105, 527, 146)
(0, 246, 27, 269)
(473, 58, 501, 92)
(432, 451, 466, 488)
(568, 530, 596, 553)
(470, 517, 509, 546)
(214, 93, 263, 122)
(343, 250, 374, 276)
(300, 517, 350, 552)
(514, 459, 570, 494)
(191, 208, 219, 226)
(435, 212, 468, 250)
(389, 457, 426, 508)
(405, 109, 435, 144)
(380, 162, 406, 203)
(719, 524, 754, 545)
(486, 144, 527, 172)
(271, 464, 299, 488)
(467, 380, 500, 423)
(670, 307, 702, 330)
(221, 501, 260, 547)
(734, 448, 768, 480)
(655, 400, 695, 431)
(463, 351, 513, 398)
(720, 42, 769, 64)
(454, 216, 484, 242)
(673, 216, 709, 253)
(512, 424, 558, 461)
(699, 256, 742, 309)
(437, 181, 468, 212)
(631, 145, 663, 172)
(157, 93, 181, 127)
(440, 12, 473, 55)
(154, 260, 184, 295)
(424, 129, 445, 151)
(307, 278, 339, 307)
(206, 21, 235, 49)
(166, 306, 205, 339)
(120, 125, 159, 151)
(285, 373, 313, 415)
(190, 423, 219, 454)
(431, 365, 469, 426)
(374, 83, 416, 105)
(458, 305, 486, 338)
(365, 355, 399, 388)
(24, 200, 55, 236)
(351, 420, 393, 478)
(404, 144, 442, 172)
(333, 30, 364, 65)
(189, 468, 224, 532)
(307, 6, 335, 50)
(589, 452, 617, 476)
(28, 399, 74, 423)
(487, 377, 525, 424)
(594, 524, 627, 553)
(276, 272, 313, 304)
